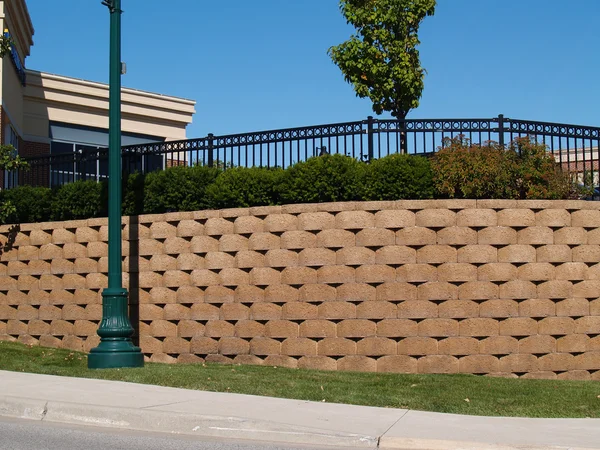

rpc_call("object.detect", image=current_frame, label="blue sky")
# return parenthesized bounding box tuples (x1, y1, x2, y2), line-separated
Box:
(25, 0, 600, 138)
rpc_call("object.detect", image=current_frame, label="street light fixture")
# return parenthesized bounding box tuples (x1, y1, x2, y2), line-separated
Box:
(88, 0, 144, 369)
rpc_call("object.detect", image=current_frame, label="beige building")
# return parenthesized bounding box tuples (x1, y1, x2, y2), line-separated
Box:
(0, 0, 195, 185)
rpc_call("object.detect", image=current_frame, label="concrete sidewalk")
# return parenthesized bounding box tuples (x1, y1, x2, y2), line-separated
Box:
(0, 370, 598, 450)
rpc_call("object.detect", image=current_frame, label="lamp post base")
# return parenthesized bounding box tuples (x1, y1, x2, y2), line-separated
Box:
(88, 287, 144, 369)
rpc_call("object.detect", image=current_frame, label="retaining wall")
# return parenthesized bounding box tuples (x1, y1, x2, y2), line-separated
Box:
(1, 199, 600, 379)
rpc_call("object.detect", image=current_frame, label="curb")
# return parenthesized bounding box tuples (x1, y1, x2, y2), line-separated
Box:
(0, 395, 378, 448)
(379, 436, 598, 450)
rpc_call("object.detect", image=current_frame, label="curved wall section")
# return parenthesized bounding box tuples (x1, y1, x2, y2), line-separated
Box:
(1, 199, 599, 380)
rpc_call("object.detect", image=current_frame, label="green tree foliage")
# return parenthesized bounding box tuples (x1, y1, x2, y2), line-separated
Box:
(328, 0, 436, 120)
(206, 167, 284, 209)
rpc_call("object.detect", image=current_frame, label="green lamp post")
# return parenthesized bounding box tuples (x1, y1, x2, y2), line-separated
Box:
(88, 0, 144, 369)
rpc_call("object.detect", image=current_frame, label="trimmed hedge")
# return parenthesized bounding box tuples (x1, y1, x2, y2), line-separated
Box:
(0, 141, 584, 225)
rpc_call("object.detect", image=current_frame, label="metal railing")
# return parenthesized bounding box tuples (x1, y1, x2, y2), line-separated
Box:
(6, 114, 600, 189)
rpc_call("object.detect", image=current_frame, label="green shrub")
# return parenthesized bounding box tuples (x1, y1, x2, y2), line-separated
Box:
(511, 137, 576, 199)
(143, 165, 220, 214)
(364, 154, 433, 200)
(206, 167, 284, 209)
(279, 154, 366, 204)
(122, 172, 146, 216)
(51, 180, 105, 221)
(431, 137, 519, 199)
(0, 185, 53, 224)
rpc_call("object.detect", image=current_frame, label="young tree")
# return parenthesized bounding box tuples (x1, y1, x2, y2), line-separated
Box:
(329, 0, 435, 151)
(0, 34, 28, 222)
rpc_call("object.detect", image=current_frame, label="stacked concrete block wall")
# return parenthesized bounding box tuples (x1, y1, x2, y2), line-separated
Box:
(1, 199, 599, 379)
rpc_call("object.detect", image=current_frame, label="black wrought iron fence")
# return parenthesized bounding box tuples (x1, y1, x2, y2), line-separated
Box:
(6, 114, 600, 189)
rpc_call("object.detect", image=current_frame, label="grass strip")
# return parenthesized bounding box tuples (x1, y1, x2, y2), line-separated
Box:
(0, 340, 599, 418)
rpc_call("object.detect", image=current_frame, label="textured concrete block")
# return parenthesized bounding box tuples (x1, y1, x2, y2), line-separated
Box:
(497, 209, 535, 227)
(574, 316, 600, 334)
(498, 245, 536, 263)
(318, 337, 356, 356)
(85, 241, 107, 259)
(460, 318, 499, 337)
(518, 298, 555, 318)
(149, 254, 177, 272)
(355, 265, 395, 283)
(438, 300, 478, 319)
(355, 336, 395, 356)
(338, 355, 377, 372)
(538, 317, 575, 336)
(265, 320, 298, 338)
(299, 320, 337, 338)
(30, 229, 52, 246)
(374, 210, 415, 229)
(377, 319, 417, 337)
(554, 227, 587, 245)
(204, 286, 235, 304)
(205, 252, 235, 270)
(297, 212, 335, 231)
(396, 227, 436, 246)
(519, 335, 556, 354)
(417, 245, 457, 264)
(438, 263, 477, 283)
(418, 282, 458, 301)
(376, 282, 417, 302)
(248, 233, 280, 251)
(162, 237, 191, 255)
(557, 334, 590, 353)
(477, 227, 518, 245)
(572, 245, 600, 263)
(396, 264, 438, 283)
(479, 299, 518, 318)
(335, 211, 374, 229)
(190, 235, 219, 253)
(205, 218, 234, 236)
(517, 227, 554, 245)
(419, 318, 458, 337)
(138, 239, 164, 256)
(281, 338, 317, 356)
(437, 227, 477, 246)
(279, 266, 316, 285)
(398, 336, 438, 356)
(190, 336, 219, 354)
(336, 247, 375, 266)
(457, 245, 497, 264)
(572, 210, 600, 228)
(572, 280, 600, 298)
(456, 209, 497, 227)
(537, 280, 572, 300)
(249, 337, 280, 355)
(176, 253, 204, 272)
(355, 228, 395, 247)
(397, 300, 438, 319)
(298, 248, 336, 267)
(316, 229, 355, 249)
(231, 320, 263, 338)
(297, 356, 336, 371)
(176, 219, 205, 238)
(517, 263, 555, 281)
(459, 355, 499, 374)
(234, 216, 265, 234)
(535, 209, 570, 227)
(219, 337, 250, 355)
(479, 336, 519, 355)
(356, 301, 396, 319)
(204, 320, 235, 337)
(375, 246, 416, 265)
(50, 259, 74, 275)
(265, 285, 299, 303)
(417, 355, 458, 374)
(263, 249, 296, 268)
(415, 209, 456, 228)
(282, 302, 318, 320)
(499, 353, 538, 373)
(188, 304, 219, 321)
(176, 285, 204, 304)
(190, 269, 221, 287)
(52, 228, 76, 245)
(296, 285, 333, 304)
(250, 303, 282, 320)
(377, 355, 418, 373)
(219, 268, 249, 287)
(536, 245, 571, 263)
(438, 336, 479, 355)
(556, 298, 590, 317)
(554, 262, 587, 281)
(280, 231, 316, 250)
(314, 265, 352, 284)
(318, 301, 356, 319)
(264, 214, 298, 232)
(337, 319, 376, 338)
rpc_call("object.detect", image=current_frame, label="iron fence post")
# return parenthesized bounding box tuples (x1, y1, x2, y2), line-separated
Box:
(367, 116, 374, 162)
(498, 114, 505, 148)
(207, 133, 214, 167)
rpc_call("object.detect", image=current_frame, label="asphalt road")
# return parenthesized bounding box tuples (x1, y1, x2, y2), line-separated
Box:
(0, 417, 336, 450)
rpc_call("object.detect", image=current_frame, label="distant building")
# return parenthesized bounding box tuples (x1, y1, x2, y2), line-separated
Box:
(0, 0, 196, 185)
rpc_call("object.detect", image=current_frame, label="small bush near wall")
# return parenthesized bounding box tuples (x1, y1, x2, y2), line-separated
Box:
(206, 167, 284, 208)
(279, 154, 366, 204)
(143, 165, 221, 213)
(364, 154, 433, 200)
(0, 186, 53, 224)
(431, 136, 580, 200)
(51, 180, 106, 220)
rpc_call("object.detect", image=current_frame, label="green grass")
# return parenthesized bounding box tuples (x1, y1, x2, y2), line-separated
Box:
(1, 340, 599, 418)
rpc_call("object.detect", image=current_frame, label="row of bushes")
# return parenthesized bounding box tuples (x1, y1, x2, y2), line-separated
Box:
(0, 137, 586, 224)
